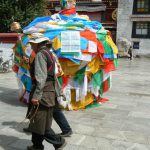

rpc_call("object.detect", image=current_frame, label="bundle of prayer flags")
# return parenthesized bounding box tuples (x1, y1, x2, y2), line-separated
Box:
(13, 8, 118, 110)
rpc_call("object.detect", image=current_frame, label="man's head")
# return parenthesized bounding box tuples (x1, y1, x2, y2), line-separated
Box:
(10, 22, 21, 32)
(67, 0, 76, 8)
(29, 33, 51, 52)
(60, 0, 76, 8)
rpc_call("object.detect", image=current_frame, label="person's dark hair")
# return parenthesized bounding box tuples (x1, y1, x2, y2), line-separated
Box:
(38, 41, 48, 46)
(46, 41, 52, 49)
(36, 41, 48, 50)
(34, 41, 52, 52)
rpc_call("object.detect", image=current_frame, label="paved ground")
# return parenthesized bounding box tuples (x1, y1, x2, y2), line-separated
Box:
(0, 58, 150, 150)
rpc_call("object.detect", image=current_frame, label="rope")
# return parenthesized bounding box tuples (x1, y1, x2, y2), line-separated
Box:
(16, 104, 39, 128)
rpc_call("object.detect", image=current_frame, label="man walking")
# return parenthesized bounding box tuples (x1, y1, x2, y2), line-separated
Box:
(27, 33, 66, 150)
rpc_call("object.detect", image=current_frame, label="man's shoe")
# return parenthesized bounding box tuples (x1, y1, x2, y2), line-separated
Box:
(55, 139, 67, 150)
(59, 130, 73, 137)
(23, 127, 31, 133)
(27, 145, 44, 150)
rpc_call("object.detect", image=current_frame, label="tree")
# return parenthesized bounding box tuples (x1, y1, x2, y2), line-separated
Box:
(0, 0, 47, 33)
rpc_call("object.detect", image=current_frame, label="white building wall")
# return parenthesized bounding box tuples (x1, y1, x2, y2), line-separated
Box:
(117, 0, 150, 56)
(117, 0, 133, 40)
(0, 43, 14, 62)
(136, 39, 150, 55)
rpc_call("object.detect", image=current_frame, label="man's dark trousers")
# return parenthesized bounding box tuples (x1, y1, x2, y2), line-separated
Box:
(53, 102, 72, 134)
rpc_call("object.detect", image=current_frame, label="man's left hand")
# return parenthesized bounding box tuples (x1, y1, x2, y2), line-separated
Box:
(31, 98, 39, 105)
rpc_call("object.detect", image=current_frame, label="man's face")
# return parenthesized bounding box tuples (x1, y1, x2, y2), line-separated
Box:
(30, 43, 38, 53)
(66, 1, 76, 8)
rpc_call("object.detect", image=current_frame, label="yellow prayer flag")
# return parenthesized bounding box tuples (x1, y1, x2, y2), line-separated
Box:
(106, 35, 118, 54)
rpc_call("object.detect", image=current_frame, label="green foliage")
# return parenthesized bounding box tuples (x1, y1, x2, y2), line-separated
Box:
(0, 0, 47, 32)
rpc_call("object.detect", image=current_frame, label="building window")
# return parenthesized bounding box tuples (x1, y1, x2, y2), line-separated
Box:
(132, 22, 150, 38)
(133, 0, 150, 14)
(133, 42, 140, 49)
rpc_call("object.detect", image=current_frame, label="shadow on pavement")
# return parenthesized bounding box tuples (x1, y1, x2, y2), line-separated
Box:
(0, 86, 26, 107)
(0, 134, 30, 150)
(2, 121, 30, 135)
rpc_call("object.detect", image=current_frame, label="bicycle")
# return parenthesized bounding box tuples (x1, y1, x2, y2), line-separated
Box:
(0, 50, 13, 73)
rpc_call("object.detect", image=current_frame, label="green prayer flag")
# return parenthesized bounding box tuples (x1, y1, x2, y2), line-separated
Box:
(86, 102, 101, 109)
(114, 58, 119, 68)
(74, 66, 86, 85)
(92, 70, 103, 87)
(103, 41, 114, 55)
(96, 32, 107, 43)
(58, 76, 63, 86)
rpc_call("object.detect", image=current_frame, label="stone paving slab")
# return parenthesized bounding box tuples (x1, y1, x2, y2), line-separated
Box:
(0, 58, 150, 149)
